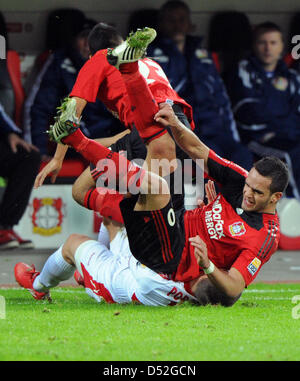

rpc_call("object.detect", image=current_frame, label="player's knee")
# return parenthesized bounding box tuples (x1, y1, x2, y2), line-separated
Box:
(62, 234, 88, 264)
(142, 172, 170, 196)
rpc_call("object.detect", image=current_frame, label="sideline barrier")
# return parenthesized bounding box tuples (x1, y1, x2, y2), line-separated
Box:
(277, 197, 300, 250)
(15, 185, 98, 249)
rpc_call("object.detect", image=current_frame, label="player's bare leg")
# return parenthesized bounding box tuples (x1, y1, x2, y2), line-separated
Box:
(61, 234, 91, 265)
(72, 167, 95, 206)
(107, 27, 178, 179)
(48, 29, 174, 213)
(48, 118, 171, 213)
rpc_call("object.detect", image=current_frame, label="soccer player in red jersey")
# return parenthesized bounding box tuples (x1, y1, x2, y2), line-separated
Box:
(39, 28, 289, 304)
(35, 24, 194, 188)
(153, 104, 287, 299)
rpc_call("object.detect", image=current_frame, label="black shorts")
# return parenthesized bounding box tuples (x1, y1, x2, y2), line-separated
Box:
(120, 195, 186, 274)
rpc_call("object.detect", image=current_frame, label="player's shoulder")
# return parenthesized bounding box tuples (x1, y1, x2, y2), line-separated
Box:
(262, 212, 280, 234)
(254, 213, 280, 258)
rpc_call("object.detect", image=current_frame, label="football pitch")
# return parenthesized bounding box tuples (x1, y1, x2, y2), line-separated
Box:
(0, 283, 299, 362)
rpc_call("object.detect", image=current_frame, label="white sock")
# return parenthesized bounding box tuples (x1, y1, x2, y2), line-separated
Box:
(33, 246, 75, 291)
(97, 223, 110, 247)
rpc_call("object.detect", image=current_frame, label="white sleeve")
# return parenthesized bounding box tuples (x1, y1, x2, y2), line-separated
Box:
(97, 223, 110, 248)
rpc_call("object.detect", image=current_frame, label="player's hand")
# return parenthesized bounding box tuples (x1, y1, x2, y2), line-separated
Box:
(197, 180, 217, 208)
(8, 133, 39, 154)
(34, 157, 63, 188)
(154, 103, 180, 128)
(189, 235, 210, 269)
(205, 180, 217, 204)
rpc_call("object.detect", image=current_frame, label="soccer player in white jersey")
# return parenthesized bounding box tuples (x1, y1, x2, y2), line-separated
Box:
(14, 215, 197, 306)
(14, 182, 223, 307)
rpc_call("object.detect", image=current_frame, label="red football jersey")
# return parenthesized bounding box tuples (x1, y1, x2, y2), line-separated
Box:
(174, 150, 280, 286)
(70, 50, 194, 128)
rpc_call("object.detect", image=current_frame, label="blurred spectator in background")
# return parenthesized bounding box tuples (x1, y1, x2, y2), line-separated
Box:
(207, 11, 253, 79)
(224, 22, 300, 200)
(127, 8, 158, 33)
(25, 26, 125, 161)
(146, 0, 253, 170)
(0, 103, 40, 249)
(0, 12, 40, 249)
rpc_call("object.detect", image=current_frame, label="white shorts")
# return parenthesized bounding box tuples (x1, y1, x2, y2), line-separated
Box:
(74, 232, 197, 306)
(128, 257, 198, 306)
(74, 239, 136, 304)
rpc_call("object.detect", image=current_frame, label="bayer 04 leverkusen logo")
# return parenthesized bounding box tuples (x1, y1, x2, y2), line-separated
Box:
(30, 197, 66, 236)
(229, 221, 246, 237)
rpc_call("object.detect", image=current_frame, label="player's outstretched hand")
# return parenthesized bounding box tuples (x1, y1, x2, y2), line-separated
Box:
(154, 103, 180, 128)
(197, 180, 217, 208)
(34, 157, 63, 188)
(205, 180, 217, 204)
(189, 235, 210, 269)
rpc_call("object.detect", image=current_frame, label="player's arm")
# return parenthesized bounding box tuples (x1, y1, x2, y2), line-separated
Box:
(154, 103, 210, 173)
(94, 129, 130, 147)
(189, 236, 245, 298)
(34, 96, 87, 188)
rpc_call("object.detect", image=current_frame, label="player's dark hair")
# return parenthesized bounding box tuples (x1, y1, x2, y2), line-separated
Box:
(193, 279, 241, 307)
(254, 156, 289, 194)
(88, 22, 122, 55)
(253, 21, 283, 42)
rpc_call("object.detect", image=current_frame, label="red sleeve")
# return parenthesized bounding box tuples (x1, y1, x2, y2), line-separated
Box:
(232, 249, 264, 286)
(207, 149, 248, 180)
(206, 149, 248, 205)
(70, 50, 108, 103)
(232, 226, 279, 286)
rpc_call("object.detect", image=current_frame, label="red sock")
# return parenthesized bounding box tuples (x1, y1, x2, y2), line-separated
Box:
(119, 62, 167, 141)
(84, 187, 124, 224)
(63, 129, 145, 192)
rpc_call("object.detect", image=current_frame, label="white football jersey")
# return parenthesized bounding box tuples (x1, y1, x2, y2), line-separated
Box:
(76, 225, 197, 306)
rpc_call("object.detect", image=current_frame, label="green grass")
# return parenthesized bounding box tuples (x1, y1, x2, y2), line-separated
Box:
(0, 283, 299, 361)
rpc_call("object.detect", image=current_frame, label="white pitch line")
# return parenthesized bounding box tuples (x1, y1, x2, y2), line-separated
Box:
(290, 267, 300, 271)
